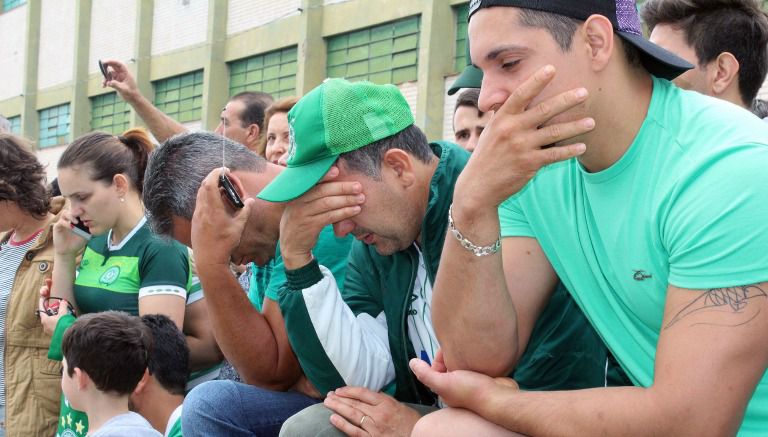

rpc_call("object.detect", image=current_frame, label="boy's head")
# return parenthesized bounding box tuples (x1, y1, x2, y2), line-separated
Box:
(62, 311, 153, 410)
(130, 314, 189, 411)
(643, 0, 768, 108)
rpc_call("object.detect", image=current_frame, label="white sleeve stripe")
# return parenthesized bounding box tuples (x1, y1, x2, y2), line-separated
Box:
(186, 289, 204, 305)
(302, 265, 395, 390)
(139, 285, 187, 299)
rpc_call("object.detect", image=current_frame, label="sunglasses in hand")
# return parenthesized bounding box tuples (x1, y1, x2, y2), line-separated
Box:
(35, 297, 76, 318)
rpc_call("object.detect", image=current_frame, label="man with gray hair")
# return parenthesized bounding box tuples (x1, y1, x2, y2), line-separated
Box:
(142, 132, 353, 436)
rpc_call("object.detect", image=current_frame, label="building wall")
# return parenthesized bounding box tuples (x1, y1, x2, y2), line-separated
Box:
(227, 0, 301, 35)
(0, 5, 26, 102)
(151, 0, 209, 56)
(89, 0, 137, 75)
(37, 0, 76, 90)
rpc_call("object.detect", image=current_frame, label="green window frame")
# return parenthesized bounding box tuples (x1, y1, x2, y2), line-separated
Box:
(229, 46, 298, 98)
(326, 16, 421, 84)
(91, 93, 131, 135)
(2, 0, 25, 13)
(153, 70, 204, 123)
(38, 104, 70, 148)
(8, 115, 21, 134)
(454, 3, 469, 72)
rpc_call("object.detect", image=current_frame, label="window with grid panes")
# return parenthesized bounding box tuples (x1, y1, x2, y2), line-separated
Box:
(153, 70, 203, 123)
(8, 116, 21, 134)
(91, 93, 131, 134)
(2, 0, 25, 12)
(454, 3, 469, 72)
(229, 46, 298, 98)
(326, 16, 420, 84)
(38, 104, 70, 148)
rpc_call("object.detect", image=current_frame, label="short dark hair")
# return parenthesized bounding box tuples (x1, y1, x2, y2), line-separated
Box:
(518, 9, 643, 69)
(143, 132, 267, 236)
(58, 128, 154, 196)
(0, 134, 50, 218)
(62, 311, 152, 395)
(339, 124, 434, 179)
(454, 88, 484, 118)
(641, 0, 768, 105)
(141, 314, 189, 396)
(230, 91, 274, 130)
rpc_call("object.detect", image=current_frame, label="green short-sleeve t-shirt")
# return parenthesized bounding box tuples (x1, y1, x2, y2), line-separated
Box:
(499, 77, 768, 436)
(248, 225, 353, 311)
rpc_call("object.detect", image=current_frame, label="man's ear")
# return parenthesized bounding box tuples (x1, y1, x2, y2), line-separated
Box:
(708, 52, 740, 99)
(247, 124, 260, 142)
(132, 368, 151, 396)
(382, 149, 415, 187)
(582, 14, 615, 73)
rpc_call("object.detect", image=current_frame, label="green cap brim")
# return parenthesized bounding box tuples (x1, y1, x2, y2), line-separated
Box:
(447, 65, 483, 96)
(256, 155, 338, 202)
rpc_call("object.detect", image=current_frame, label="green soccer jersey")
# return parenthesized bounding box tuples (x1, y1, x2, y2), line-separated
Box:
(74, 217, 189, 313)
(499, 77, 768, 436)
(57, 217, 190, 437)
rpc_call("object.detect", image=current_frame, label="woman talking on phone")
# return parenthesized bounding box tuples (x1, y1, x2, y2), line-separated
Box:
(39, 128, 189, 436)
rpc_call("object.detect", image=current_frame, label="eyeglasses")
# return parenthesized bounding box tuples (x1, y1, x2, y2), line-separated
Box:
(35, 297, 76, 317)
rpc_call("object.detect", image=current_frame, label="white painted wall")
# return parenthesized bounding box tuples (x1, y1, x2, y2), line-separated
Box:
(398, 81, 418, 122)
(0, 5, 27, 101)
(151, 0, 208, 56)
(227, 0, 301, 35)
(89, 0, 137, 74)
(442, 74, 459, 141)
(38, 0, 76, 90)
(37, 144, 67, 181)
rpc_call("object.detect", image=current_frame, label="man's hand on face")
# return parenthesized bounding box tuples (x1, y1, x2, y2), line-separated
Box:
(455, 65, 596, 215)
(279, 166, 365, 270)
(191, 168, 254, 269)
(324, 387, 422, 437)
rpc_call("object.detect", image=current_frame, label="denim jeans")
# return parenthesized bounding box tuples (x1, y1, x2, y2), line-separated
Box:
(182, 380, 320, 437)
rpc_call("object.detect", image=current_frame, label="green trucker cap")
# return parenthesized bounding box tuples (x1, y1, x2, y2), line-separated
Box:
(257, 78, 414, 202)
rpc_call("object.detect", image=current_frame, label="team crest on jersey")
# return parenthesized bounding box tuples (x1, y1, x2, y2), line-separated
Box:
(61, 430, 78, 437)
(99, 266, 121, 285)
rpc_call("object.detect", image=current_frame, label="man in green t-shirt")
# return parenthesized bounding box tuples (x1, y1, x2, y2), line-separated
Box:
(142, 134, 353, 436)
(410, 1, 768, 436)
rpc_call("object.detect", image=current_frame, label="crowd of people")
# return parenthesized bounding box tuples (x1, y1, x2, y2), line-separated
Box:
(1, 0, 768, 436)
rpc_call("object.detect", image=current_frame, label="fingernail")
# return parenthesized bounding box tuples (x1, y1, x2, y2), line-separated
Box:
(583, 118, 595, 128)
(575, 88, 588, 99)
(575, 143, 587, 152)
(542, 65, 555, 75)
(356, 194, 365, 202)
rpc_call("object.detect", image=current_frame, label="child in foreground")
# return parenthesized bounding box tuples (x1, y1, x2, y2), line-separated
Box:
(61, 311, 162, 436)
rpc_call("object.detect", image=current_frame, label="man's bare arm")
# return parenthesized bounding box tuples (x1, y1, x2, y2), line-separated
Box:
(195, 264, 302, 390)
(102, 59, 188, 142)
(433, 66, 594, 375)
(418, 282, 768, 436)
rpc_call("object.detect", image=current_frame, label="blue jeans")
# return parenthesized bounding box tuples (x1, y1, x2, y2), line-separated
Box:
(182, 380, 320, 437)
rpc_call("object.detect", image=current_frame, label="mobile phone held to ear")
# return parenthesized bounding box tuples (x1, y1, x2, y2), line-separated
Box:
(70, 218, 92, 241)
(98, 60, 112, 81)
(219, 171, 244, 209)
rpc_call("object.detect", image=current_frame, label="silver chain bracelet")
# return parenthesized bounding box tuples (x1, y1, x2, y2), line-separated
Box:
(448, 204, 501, 257)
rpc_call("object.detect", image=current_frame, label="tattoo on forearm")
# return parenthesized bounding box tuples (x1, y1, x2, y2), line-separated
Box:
(665, 284, 767, 329)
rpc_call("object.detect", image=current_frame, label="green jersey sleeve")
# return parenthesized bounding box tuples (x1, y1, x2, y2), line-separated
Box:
(138, 239, 190, 300)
